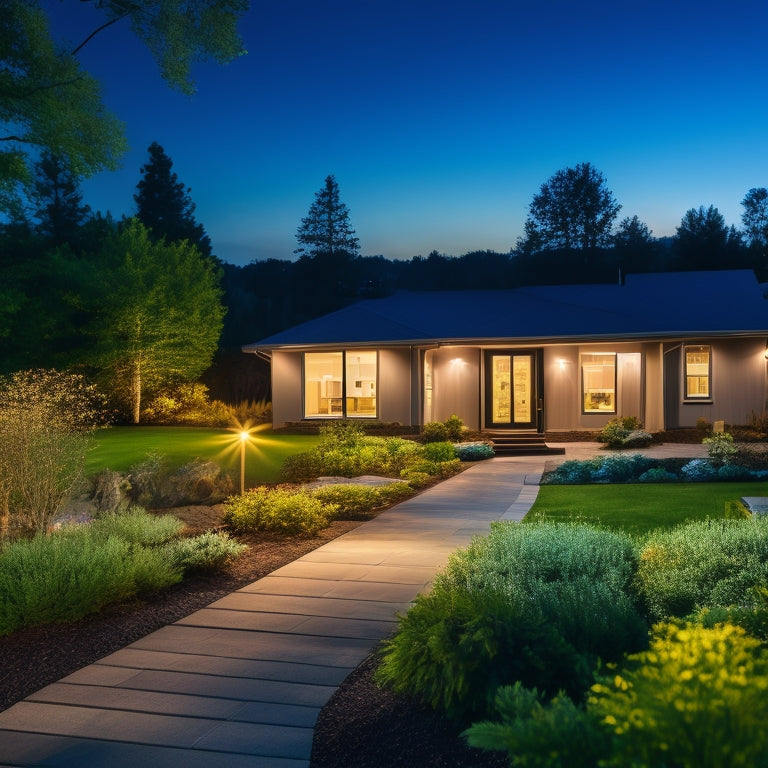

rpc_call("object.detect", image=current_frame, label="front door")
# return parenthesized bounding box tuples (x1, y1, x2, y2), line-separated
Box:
(484, 350, 540, 430)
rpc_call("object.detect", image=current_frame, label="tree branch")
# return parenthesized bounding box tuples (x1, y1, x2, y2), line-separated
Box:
(70, 13, 130, 57)
(0, 135, 31, 143)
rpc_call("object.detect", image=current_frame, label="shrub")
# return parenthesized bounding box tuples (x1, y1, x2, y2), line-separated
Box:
(463, 683, 609, 768)
(88, 509, 185, 546)
(422, 421, 449, 443)
(166, 531, 248, 573)
(310, 482, 412, 520)
(376, 585, 587, 725)
(589, 622, 768, 768)
(635, 518, 768, 621)
(278, 451, 324, 483)
(454, 442, 495, 461)
(126, 452, 166, 507)
(597, 416, 649, 449)
(422, 441, 457, 462)
(0, 527, 181, 634)
(590, 454, 654, 483)
(404, 458, 462, 479)
(444, 414, 465, 442)
(141, 382, 234, 427)
(637, 467, 677, 483)
(703, 431, 738, 466)
(680, 458, 717, 481)
(166, 459, 234, 505)
(223, 486, 335, 536)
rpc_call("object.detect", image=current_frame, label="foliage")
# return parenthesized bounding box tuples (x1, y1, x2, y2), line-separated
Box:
(703, 430, 738, 465)
(463, 683, 609, 768)
(134, 142, 212, 257)
(589, 622, 768, 768)
(637, 467, 678, 483)
(673, 204, 745, 270)
(0, 1, 246, 216)
(597, 416, 651, 449)
(87, 508, 184, 546)
(422, 414, 465, 443)
(376, 585, 586, 725)
(310, 482, 412, 520)
(141, 382, 234, 426)
(0, 523, 182, 635)
(422, 441, 457, 462)
(223, 486, 335, 536)
(518, 162, 621, 254)
(0, 369, 107, 539)
(454, 442, 495, 461)
(680, 458, 717, 481)
(742, 187, 768, 258)
(634, 518, 768, 622)
(166, 530, 247, 573)
(85, 219, 225, 423)
(378, 522, 645, 725)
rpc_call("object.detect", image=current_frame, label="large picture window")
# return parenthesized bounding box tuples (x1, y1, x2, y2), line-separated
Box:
(582, 353, 616, 413)
(684, 345, 711, 399)
(304, 350, 377, 418)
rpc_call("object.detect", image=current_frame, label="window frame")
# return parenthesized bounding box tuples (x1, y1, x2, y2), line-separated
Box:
(683, 344, 712, 402)
(581, 352, 617, 415)
(303, 350, 378, 419)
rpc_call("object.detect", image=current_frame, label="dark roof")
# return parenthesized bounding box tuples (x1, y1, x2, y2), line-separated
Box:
(243, 270, 768, 351)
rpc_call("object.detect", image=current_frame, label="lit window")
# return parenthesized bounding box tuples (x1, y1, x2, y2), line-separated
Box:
(582, 353, 616, 413)
(304, 351, 377, 418)
(685, 345, 711, 399)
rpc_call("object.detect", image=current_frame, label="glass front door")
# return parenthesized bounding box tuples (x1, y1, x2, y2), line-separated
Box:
(484, 350, 539, 429)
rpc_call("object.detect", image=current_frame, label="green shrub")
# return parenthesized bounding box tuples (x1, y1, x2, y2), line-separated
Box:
(223, 486, 335, 536)
(399, 469, 432, 488)
(278, 451, 324, 483)
(0, 528, 181, 634)
(88, 508, 184, 546)
(598, 416, 651, 449)
(166, 531, 248, 573)
(454, 442, 495, 461)
(141, 383, 235, 427)
(310, 482, 412, 520)
(422, 441, 457, 462)
(725, 499, 751, 519)
(422, 421, 449, 443)
(635, 518, 768, 621)
(463, 683, 609, 768)
(589, 622, 768, 768)
(376, 586, 587, 725)
(703, 431, 738, 466)
(444, 414, 465, 442)
(637, 467, 678, 483)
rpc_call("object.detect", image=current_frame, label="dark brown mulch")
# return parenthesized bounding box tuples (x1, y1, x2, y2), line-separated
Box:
(0, 505, 506, 768)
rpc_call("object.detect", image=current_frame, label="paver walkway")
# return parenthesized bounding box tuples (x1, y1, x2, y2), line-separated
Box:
(0, 443, 706, 767)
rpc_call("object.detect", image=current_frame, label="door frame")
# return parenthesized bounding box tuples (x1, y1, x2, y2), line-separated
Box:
(483, 349, 544, 431)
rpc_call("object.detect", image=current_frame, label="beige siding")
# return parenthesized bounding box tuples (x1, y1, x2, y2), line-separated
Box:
(271, 351, 303, 427)
(643, 343, 664, 431)
(543, 346, 579, 430)
(430, 346, 481, 429)
(378, 348, 413, 424)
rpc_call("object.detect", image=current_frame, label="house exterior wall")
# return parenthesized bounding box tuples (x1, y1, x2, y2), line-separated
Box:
(271, 350, 304, 427)
(428, 346, 481, 429)
(664, 337, 766, 428)
(378, 347, 413, 425)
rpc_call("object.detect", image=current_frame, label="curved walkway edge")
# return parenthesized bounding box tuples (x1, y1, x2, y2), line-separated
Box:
(0, 443, 705, 767)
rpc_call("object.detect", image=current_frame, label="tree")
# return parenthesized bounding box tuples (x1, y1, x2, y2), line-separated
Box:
(741, 188, 768, 264)
(294, 175, 360, 316)
(518, 163, 621, 255)
(33, 151, 91, 248)
(0, 0, 247, 215)
(134, 141, 212, 258)
(86, 219, 225, 423)
(673, 205, 744, 270)
(612, 215, 664, 274)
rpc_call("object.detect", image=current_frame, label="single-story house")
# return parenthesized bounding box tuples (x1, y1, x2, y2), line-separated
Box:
(243, 270, 768, 436)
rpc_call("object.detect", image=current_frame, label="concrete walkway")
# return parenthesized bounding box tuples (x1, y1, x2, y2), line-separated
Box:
(0, 443, 706, 767)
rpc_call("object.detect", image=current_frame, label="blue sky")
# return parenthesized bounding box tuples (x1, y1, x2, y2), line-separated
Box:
(49, 0, 768, 266)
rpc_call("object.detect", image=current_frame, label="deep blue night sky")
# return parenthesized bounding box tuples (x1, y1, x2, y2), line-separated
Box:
(48, 0, 768, 265)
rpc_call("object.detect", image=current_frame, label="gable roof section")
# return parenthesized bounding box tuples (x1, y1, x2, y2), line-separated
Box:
(243, 270, 768, 351)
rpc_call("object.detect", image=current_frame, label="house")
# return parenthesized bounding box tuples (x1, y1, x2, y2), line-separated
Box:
(243, 270, 768, 437)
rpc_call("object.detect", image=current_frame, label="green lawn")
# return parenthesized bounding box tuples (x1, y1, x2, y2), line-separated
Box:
(86, 426, 319, 485)
(526, 482, 768, 535)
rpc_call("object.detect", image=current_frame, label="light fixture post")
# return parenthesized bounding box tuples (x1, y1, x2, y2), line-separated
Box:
(240, 431, 248, 494)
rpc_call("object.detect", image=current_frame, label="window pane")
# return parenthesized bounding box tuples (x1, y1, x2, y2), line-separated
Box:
(513, 355, 531, 423)
(346, 351, 377, 417)
(491, 355, 511, 422)
(582, 353, 616, 413)
(685, 346, 710, 398)
(304, 352, 343, 417)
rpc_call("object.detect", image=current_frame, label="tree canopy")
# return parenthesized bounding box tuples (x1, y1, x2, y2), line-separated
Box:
(518, 162, 621, 255)
(0, 0, 247, 216)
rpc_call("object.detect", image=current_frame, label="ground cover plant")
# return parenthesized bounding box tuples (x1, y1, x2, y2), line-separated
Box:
(0, 509, 246, 635)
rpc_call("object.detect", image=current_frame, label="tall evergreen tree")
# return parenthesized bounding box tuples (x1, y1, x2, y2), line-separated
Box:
(33, 152, 91, 248)
(295, 175, 360, 261)
(134, 142, 213, 258)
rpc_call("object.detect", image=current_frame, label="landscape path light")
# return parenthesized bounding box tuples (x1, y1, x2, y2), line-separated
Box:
(239, 430, 249, 495)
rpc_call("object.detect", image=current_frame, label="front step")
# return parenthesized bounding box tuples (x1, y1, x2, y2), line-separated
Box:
(484, 431, 565, 456)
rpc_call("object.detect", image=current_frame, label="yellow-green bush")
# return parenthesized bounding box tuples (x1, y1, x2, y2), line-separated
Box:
(589, 621, 768, 768)
(310, 482, 412, 520)
(223, 486, 336, 536)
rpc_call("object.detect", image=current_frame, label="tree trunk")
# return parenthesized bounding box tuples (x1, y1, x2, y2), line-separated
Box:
(131, 359, 142, 424)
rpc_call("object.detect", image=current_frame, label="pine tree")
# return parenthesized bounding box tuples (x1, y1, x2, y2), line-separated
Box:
(33, 152, 91, 248)
(295, 175, 360, 261)
(134, 142, 213, 258)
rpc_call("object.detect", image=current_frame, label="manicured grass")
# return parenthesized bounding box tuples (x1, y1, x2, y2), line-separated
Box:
(526, 482, 768, 535)
(86, 426, 319, 485)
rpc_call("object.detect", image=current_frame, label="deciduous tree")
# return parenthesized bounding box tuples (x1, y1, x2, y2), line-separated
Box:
(86, 219, 225, 423)
(741, 188, 768, 265)
(673, 205, 744, 270)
